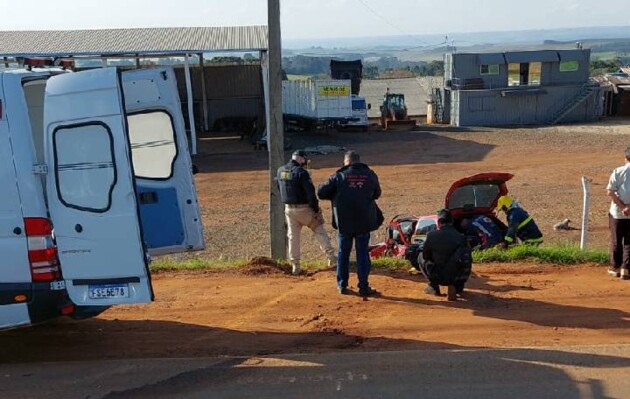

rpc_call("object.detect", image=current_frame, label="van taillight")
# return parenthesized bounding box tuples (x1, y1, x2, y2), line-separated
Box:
(24, 218, 60, 282)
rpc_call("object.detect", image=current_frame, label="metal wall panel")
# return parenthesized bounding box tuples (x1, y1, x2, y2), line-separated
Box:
(173, 64, 263, 131)
(453, 85, 602, 126)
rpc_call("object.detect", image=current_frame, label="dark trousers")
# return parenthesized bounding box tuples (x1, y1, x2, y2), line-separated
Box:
(609, 214, 630, 270)
(337, 232, 371, 290)
(420, 262, 466, 293)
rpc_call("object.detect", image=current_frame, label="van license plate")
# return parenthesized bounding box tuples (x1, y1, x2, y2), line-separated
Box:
(88, 284, 130, 299)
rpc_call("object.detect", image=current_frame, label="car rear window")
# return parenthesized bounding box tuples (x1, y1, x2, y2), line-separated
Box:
(448, 184, 500, 210)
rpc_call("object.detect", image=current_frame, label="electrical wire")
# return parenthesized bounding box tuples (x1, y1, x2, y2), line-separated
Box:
(354, 0, 448, 51)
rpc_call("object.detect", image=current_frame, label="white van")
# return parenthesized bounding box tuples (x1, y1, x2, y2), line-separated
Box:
(0, 67, 204, 330)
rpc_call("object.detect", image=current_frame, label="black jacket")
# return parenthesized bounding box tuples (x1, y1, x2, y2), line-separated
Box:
(317, 163, 382, 235)
(422, 224, 471, 285)
(277, 160, 319, 212)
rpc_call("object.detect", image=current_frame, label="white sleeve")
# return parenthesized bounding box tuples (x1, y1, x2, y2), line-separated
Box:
(607, 169, 618, 191)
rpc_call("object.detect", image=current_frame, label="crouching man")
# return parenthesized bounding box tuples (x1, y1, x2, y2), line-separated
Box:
(420, 209, 472, 301)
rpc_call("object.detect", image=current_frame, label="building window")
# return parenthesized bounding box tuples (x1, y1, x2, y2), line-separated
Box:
(560, 61, 579, 72)
(127, 111, 178, 180)
(508, 62, 542, 86)
(480, 64, 499, 75)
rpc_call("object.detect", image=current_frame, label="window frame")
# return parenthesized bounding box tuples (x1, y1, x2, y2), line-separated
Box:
(126, 109, 179, 181)
(559, 60, 579, 72)
(53, 121, 117, 214)
(508, 62, 542, 87)
(480, 64, 500, 75)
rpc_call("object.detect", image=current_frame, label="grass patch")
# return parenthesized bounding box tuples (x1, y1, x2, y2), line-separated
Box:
(150, 257, 250, 271)
(151, 245, 608, 272)
(473, 245, 608, 265)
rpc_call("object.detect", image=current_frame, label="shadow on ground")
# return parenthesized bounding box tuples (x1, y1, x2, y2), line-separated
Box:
(193, 130, 496, 173)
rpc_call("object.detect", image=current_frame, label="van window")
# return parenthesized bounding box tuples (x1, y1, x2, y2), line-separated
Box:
(127, 111, 177, 179)
(54, 123, 115, 212)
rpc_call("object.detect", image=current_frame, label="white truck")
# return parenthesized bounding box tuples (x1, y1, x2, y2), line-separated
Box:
(0, 66, 204, 330)
(282, 79, 369, 131)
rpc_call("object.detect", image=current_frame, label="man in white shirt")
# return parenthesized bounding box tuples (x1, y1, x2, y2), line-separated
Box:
(606, 147, 630, 280)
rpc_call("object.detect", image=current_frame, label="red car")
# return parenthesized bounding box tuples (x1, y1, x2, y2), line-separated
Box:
(369, 172, 513, 267)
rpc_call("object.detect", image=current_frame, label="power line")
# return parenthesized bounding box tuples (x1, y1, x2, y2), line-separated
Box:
(354, 0, 447, 51)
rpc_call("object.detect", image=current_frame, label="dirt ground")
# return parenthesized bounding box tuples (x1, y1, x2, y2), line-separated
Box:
(3, 119, 630, 362)
(195, 118, 630, 259)
(1, 264, 629, 363)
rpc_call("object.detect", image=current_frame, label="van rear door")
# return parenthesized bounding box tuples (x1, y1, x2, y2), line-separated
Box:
(43, 68, 153, 306)
(0, 91, 32, 328)
(121, 68, 204, 256)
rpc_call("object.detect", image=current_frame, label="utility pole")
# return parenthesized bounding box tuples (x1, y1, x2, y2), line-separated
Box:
(268, 0, 287, 259)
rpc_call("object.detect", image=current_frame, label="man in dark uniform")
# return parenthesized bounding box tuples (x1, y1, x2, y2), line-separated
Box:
(420, 209, 472, 301)
(277, 150, 336, 275)
(496, 195, 543, 247)
(318, 151, 382, 296)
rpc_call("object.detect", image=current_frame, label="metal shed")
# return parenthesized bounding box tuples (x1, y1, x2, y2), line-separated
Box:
(0, 26, 270, 154)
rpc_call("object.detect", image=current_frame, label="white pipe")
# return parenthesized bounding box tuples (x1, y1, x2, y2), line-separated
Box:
(581, 176, 592, 250)
(184, 54, 197, 155)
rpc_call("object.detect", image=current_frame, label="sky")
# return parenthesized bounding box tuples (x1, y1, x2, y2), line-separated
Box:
(1, 0, 629, 40)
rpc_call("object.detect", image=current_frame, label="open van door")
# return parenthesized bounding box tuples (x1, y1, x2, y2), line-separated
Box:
(44, 68, 153, 306)
(121, 68, 204, 256)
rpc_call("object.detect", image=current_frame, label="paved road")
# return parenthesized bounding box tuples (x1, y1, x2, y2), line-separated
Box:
(2, 345, 630, 398)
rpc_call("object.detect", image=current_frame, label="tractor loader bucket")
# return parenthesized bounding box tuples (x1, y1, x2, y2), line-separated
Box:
(384, 119, 416, 131)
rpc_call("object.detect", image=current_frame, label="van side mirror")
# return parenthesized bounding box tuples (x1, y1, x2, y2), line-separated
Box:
(367, 103, 372, 110)
(192, 165, 199, 175)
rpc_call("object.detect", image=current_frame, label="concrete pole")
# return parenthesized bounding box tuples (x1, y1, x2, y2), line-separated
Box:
(580, 176, 592, 250)
(184, 53, 198, 155)
(3, 57, 8, 68)
(101, 57, 107, 68)
(199, 53, 209, 132)
(268, 0, 287, 259)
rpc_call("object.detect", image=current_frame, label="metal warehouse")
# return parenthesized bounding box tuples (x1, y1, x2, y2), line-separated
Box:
(435, 49, 603, 126)
(0, 26, 269, 154)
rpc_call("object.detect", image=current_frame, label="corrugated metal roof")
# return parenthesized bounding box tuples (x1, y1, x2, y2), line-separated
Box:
(0, 26, 268, 57)
(360, 77, 440, 117)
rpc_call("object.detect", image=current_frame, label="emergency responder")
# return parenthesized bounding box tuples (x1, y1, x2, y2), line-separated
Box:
(420, 209, 472, 301)
(277, 150, 336, 275)
(462, 215, 504, 249)
(496, 195, 543, 247)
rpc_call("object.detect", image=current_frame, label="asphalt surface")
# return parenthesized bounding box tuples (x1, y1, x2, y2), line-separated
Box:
(2, 345, 630, 399)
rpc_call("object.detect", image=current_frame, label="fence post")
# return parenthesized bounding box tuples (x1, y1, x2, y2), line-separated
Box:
(581, 176, 592, 250)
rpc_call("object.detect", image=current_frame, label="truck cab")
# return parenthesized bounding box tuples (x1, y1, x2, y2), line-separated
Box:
(0, 67, 204, 330)
(340, 94, 369, 131)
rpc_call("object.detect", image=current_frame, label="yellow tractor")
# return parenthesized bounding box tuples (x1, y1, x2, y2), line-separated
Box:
(380, 93, 416, 130)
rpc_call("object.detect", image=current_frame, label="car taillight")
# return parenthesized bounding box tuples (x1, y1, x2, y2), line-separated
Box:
(24, 218, 60, 282)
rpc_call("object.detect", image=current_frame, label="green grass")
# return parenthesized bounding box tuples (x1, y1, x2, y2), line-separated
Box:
(151, 245, 608, 272)
(150, 257, 250, 271)
(472, 245, 608, 265)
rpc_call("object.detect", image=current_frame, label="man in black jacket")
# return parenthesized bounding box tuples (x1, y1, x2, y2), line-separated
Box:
(421, 209, 472, 301)
(318, 151, 382, 296)
(277, 150, 336, 275)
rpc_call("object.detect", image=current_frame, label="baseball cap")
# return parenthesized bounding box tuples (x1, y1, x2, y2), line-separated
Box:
(292, 150, 308, 159)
